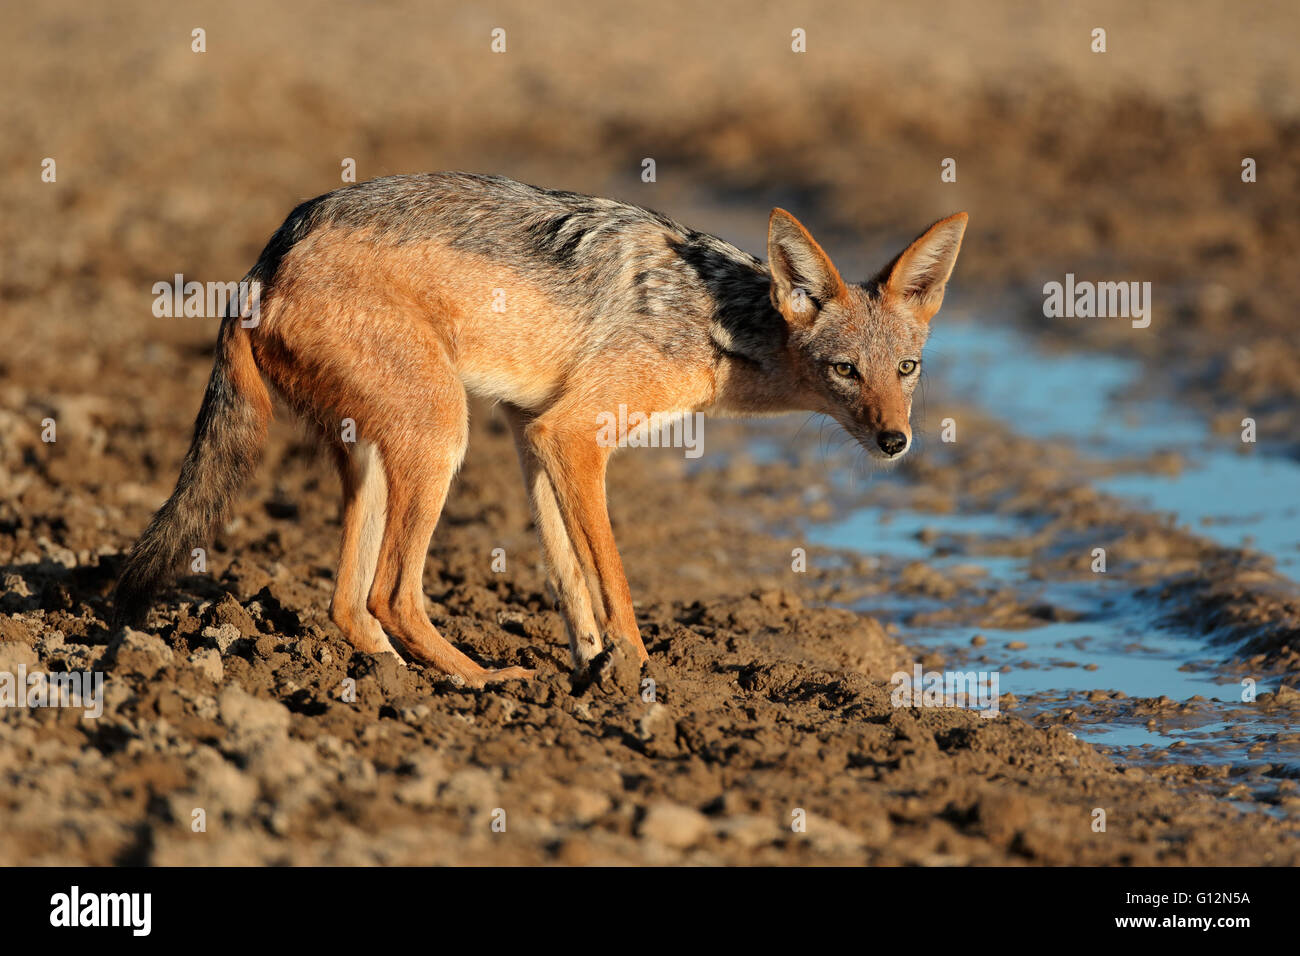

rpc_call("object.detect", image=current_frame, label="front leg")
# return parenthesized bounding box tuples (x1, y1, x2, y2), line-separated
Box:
(504, 405, 607, 671)
(525, 412, 649, 666)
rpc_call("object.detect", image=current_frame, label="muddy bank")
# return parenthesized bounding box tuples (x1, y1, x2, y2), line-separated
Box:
(790, 388, 1300, 806)
(1, 398, 1298, 864)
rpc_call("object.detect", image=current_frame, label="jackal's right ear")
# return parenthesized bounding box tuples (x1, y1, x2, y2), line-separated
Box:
(768, 208, 846, 323)
(879, 212, 968, 322)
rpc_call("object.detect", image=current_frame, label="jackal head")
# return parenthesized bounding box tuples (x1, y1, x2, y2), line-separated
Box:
(767, 209, 967, 460)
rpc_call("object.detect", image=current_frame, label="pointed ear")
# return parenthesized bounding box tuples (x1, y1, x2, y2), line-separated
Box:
(879, 212, 968, 322)
(767, 208, 846, 323)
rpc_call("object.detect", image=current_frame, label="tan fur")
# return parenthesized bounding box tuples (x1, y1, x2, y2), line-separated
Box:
(254, 230, 723, 676)
(117, 173, 965, 686)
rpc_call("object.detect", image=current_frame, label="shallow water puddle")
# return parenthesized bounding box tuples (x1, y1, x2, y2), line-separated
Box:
(1099, 457, 1300, 575)
(813, 500, 1298, 792)
(929, 321, 1300, 573)
(806, 319, 1300, 789)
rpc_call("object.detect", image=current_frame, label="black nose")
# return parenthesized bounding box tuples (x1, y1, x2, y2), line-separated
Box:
(877, 430, 907, 456)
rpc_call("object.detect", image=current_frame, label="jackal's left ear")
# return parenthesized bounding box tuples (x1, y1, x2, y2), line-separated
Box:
(880, 212, 968, 322)
(768, 208, 847, 323)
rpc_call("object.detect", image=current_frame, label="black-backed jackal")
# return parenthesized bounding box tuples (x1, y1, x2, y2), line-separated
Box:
(114, 173, 966, 686)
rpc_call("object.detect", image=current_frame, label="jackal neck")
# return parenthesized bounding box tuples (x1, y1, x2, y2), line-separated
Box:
(703, 268, 808, 415)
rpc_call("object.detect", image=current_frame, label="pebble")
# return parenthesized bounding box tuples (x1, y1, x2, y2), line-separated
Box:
(639, 801, 710, 849)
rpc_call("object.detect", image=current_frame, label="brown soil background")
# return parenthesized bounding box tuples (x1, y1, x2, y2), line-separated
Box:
(2, 0, 1298, 864)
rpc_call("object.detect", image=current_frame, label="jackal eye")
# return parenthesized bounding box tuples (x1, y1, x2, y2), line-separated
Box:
(898, 359, 919, 375)
(831, 362, 857, 379)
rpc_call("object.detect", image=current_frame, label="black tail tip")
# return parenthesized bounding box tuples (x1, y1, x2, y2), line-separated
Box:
(109, 580, 152, 630)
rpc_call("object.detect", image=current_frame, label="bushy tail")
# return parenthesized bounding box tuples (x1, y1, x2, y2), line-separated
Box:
(112, 310, 272, 625)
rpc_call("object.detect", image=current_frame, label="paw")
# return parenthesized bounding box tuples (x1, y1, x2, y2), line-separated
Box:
(576, 640, 642, 696)
(468, 665, 534, 687)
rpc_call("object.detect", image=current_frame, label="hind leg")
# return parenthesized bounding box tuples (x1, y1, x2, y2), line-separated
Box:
(365, 378, 532, 686)
(328, 438, 400, 659)
(256, 281, 528, 684)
